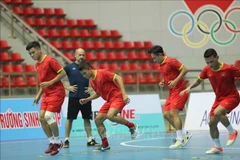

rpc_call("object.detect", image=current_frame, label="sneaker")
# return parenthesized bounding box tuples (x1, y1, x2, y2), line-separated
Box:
(226, 130, 238, 147)
(93, 145, 110, 151)
(50, 142, 63, 156)
(182, 132, 192, 147)
(169, 139, 184, 149)
(45, 143, 54, 154)
(63, 140, 69, 148)
(206, 146, 223, 154)
(87, 139, 100, 146)
(130, 123, 139, 139)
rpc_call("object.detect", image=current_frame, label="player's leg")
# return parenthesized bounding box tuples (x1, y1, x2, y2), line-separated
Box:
(64, 98, 80, 148)
(39, 100, 55, 154)
(206, 115, 223, 154)
(106, 97, 138, 139)
(215, 98, 239, 147)
(45, 96, 65, 156)
(94, 111, 109, 151)
(81, 101, 100, 146)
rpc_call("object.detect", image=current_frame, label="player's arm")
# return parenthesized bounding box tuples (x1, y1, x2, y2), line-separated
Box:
(113, 74, 126, 95)
(175, 64, 188, 82)
(180, 77, 202, 96)
(32, 87, 43, 105)
(49, 69, 66, 85)
(79, 92, 100, 105)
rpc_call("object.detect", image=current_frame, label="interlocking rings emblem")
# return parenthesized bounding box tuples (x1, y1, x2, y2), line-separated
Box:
(169, 7, 240, 48)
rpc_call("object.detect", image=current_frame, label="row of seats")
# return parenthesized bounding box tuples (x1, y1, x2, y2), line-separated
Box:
(37, 29, 122, 39)
(0, 52, 24, 62)
(64, 51, 152, 61)
(12, 7, 66, 17)
(123, 73, 161, 84)
(0, 76, 37, 88)
(3, 0, 33, 5)
(1, 64, 35, 73)
(86, 62, 159, 71)
(25, 18, 97, 28)
(50, 41, 152, 50)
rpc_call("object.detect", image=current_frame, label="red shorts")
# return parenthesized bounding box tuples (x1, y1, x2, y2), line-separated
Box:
(99, 96, 126, 113)
(40, 95, 65, 113)
(210, 97, 240, 116)
(164, 91, 188, 112)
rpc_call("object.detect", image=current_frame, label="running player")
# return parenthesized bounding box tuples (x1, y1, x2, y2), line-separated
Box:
(26, 41, 66, 156)
(148, 45, 192, 149)
(180, 48, 239, 154)
(78, 61, 138, 151)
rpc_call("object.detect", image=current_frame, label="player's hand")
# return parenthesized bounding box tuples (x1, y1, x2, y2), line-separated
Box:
(159, 81, 165, 88)
(168, 80, 177, 88)
(180, 88, 190, 96)
(40, 81, 51, 88)
(84, 87, 93, 94)
(79, 98, 89, 105)
(32, 96, 40, 106)
(67, 85, 78, 92)
(123, 93, 130, 104)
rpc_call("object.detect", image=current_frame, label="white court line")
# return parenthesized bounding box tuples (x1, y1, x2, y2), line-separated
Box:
(120, 135, 240, 150)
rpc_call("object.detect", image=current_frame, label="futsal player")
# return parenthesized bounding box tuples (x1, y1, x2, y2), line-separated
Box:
(148, 45, 192, 149)
(26, 41, 66, 156)
(78, 61, 138, 151)
(180, 48, 239, 154)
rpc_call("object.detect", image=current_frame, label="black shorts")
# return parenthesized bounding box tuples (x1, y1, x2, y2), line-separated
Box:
(67, 98, 92, 120)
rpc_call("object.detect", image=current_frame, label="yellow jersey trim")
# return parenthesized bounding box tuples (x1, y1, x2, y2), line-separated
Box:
(179, 64, 184, 70)
(39, 55, 47, 63)
(161, 56, 167, 64)
(57, 68, 63, 73)
(213, 63, 224, 72)
(198, 76, 203, 80)
(92, 70, 97, 80)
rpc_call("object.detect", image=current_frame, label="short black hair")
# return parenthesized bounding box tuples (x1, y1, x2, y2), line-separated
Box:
(78, 61, 93, 71)
(204, 48, 218, 58)
(148, 45, 164, 56)
(26, 41, 41, 51)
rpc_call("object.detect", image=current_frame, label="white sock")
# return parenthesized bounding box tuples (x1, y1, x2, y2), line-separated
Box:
(213, 138, 222, 148)
(65, 137, 69, 141)
(88, 137, 93, 142)
(48, 136, 54, 144)
(182, 128, 186, 136)
(54, 136, 61, 144)
(226, 125, 234, 134)
(176, 130, 183, 141)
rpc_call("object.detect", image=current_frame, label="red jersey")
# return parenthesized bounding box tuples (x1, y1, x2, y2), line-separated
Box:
(90, 69, 122, 102)
(198, 63, 240, 100)
(35, 55, 65, 96)
(158, 56, 186, 91)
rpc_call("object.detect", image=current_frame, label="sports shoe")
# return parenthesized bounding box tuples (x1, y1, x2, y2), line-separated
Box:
(182, 132, 192, 147)
(130, 123, 138, 139)
(45, 143, 54, 154)
(169, 139, 184, 149)
(50, 142, 63, 156)
(93, 145, 110, 151)
(63, 140, 69, 148)
(87, 139, 100, 147)
(205, 146, 223, 154)
(226, 130, 238, 147)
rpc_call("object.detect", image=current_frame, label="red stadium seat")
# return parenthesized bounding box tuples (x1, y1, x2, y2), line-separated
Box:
(21, 0, 33, 5)
(79, 29, 90, 38)
(24, 17, 34, 26)
(120, 63, 130, 71)
(24, 64, 35, 72)
(100, 30, 111, 38)
(129, 63, 139, 70)
(85, 52, 95, 61)
(96, 52, 106, 60)
(110, 30, 122, 38)
(71, 41, 81, 49)
(89, 30, 101, 38)
(58, 29, 69, 38)
(66, 19, 76, 27)
(22, 7, 33, 15)
(0, 77, 10, 88)
(108, 63, 118, 71)
(43, 8, 54, 16)
(12, 64, 24, 72)
(92, 41, 103, 50)
(123, 41, 133, 50)
(105, 52, 116, 60)
(12, 7, 22, 15)
(56, 19, 66, 27)
(99, 63, 109, 70)
(82, 41, 93, 50)
(45, 18, 56, 27)
(60, 41, 71, 50)
(151, 63, 159, 70)
(10, 52, 24, 61)
(141, 63, 151, 70)
(37, 29, 48, 37)
(123, 74, 136, 84)
(143, 41, 153, 49)
(137, 51, 150, 60)
(34, 18, 45, 27)
(104, 41, 114, 49)
(235, 60, 240, 68)
(48, 29, 58, 38)
(85, 19, 97, 27)
(0, 40, 11, 49)
(32, 8, 43, 16)
(12, 77, 26, 87)
(113, 41, 123, 50)
(26, 76, 37, 87)
(0, 52, 10, 61)
(2, 64, 13, 72)
(115, 52, 126, 60)
(127, 52, 137, 60)
(50, 41, 61, 49)
(54, 8, 66, 17)
(76, 19, 86, 27)
(63, 52, 75, 61)
(69, 29, 80, 37)
(133, 41, 144, 49)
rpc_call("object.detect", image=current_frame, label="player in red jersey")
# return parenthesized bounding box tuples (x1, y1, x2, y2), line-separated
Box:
(180, 48, 240, 154)
(78, 61, 138, 151)
(148, 45, 191, 149)
(26, 41, 66, 156)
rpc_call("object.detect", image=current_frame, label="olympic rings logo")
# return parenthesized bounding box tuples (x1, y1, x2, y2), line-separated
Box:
(169, 7, 240, 48)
